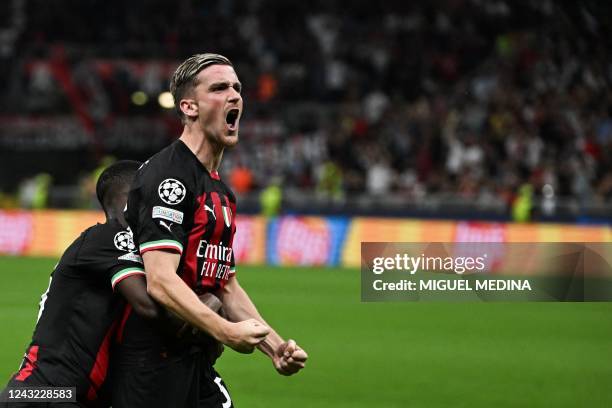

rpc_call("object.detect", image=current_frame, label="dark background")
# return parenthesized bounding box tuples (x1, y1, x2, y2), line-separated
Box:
(0, 0, 610, 222)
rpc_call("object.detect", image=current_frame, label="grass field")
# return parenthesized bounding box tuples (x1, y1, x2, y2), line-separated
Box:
(1, 256, 611, 407)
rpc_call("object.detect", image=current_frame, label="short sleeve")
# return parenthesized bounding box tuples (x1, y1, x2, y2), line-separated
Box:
(76, 225, 145, 291)
(127, 164, 194, 256)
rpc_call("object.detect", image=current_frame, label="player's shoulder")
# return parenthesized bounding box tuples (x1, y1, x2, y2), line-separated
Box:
(59, 221, 138, 269)
(138, 140, 195, 179)
(135, 140, 199, 194)
(80, 221, 135, 252)
(86, 220, 128, 239)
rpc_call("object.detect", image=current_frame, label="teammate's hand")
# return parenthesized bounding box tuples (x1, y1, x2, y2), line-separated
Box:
(273, 339, 308, 376)
(199, 292, 223, 313)
(223, 318, 270, 354)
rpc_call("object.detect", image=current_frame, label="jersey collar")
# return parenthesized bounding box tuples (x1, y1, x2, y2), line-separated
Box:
(175, 139, 222, 181)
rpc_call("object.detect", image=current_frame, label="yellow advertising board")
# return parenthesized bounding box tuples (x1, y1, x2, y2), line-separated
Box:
(0, 211, 609, 268)
(341, 219, 611, 267)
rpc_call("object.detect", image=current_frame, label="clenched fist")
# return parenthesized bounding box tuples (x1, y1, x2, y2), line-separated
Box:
(222, 318, 270, 354)
(273, 339, 308, 376)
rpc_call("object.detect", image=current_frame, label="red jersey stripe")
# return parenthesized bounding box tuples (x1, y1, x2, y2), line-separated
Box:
(200, 192, 226, 287)
(219, 194, 236, 283)
(115, 304, 132, 344)
(210, 192, 225, 245)
(182, 193, 208, 288)
(220, 194, 236, 248)
(15, 345, 39, 381)
(86, 321, 118, 401)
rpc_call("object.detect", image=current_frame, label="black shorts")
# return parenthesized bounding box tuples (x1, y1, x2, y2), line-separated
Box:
(111, 348, 233, 408)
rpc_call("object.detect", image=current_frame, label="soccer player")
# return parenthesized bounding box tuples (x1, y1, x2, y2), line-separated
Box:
(0, 161, 183, 407)
(119, 53, 307, 407)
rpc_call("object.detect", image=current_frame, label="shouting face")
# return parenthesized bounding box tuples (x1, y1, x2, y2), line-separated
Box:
(183, 64, 243, 148)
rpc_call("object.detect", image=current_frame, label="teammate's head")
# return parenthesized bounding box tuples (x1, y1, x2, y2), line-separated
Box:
(96, 160, 141, 216)
(170, 53, 242, 148)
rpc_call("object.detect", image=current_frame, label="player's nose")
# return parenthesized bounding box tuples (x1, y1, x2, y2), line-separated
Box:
(228, 88, 241, 104)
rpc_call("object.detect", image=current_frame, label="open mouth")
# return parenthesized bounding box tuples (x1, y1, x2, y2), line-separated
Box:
(225, 109, 240, 131)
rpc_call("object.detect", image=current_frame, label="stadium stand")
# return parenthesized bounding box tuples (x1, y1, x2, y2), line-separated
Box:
(0, 0, 610, 221)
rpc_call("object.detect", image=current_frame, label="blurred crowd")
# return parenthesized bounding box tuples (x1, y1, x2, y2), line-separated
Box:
(0, 0, 611, 212)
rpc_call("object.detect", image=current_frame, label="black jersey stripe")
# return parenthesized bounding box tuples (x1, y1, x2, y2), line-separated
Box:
(217, 194, 235, 286)
(183, 192, 209, 289)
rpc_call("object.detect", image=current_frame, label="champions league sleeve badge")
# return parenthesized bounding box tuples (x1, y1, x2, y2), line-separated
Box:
(114, 231, 136, 252)
(158, 178, 186, 205)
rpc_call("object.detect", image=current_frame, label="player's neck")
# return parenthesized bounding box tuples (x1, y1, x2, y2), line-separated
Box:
(179, 128, 224, 173)
(106, 209, 127, 228)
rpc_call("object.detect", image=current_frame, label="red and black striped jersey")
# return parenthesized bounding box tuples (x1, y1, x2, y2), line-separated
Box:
(10, 219, 145, 403)
(126, 139, 237, 295)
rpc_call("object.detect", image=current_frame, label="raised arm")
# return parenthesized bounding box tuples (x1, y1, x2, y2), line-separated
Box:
(221, 275, 308, 375)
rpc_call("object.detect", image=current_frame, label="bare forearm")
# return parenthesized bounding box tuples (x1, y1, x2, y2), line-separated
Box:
(147, 270, 227, 340)
(223, 278, 284, 358)
(116, 276, 162, 321)
(142, 251, 270, 353)
(143, 251, 227, 341)
(222, 276, 307, 374)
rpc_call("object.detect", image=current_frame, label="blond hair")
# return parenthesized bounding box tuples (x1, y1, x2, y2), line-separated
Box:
(170, 53, 233, 121)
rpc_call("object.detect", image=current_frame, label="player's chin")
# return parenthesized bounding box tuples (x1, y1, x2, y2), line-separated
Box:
(221, 131, 239, 148)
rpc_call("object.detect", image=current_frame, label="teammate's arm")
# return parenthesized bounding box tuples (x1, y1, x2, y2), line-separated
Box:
(142, 250, 270, 353)
(221, 275, 308, 375)
(116, 276, 162, 320)
(116, 275, 225, 341)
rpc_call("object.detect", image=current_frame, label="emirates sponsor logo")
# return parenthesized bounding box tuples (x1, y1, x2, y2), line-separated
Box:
(196, 240, 233, 280)
(196, 240, 233, 262)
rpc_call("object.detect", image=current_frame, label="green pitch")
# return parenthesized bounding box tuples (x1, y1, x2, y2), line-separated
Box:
(1, 257, 611, 407)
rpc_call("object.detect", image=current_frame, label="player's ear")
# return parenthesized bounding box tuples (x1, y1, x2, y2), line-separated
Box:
(179, 98, 198, 119)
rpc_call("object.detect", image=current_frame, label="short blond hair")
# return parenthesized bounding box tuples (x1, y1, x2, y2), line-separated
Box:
(170, 53, 233, 121)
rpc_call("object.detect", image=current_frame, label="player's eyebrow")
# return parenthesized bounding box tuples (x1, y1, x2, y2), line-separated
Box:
(209, 81, 242, 92)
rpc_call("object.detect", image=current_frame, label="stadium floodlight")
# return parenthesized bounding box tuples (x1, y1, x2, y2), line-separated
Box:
(131, 91, 148, 106)
(158, 91, 174, 109)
